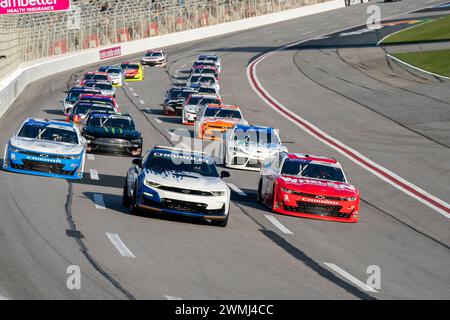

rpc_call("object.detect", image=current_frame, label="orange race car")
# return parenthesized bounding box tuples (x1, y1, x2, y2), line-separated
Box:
(194, 104, 248, 141)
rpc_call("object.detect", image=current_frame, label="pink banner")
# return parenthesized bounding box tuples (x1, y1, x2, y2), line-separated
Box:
(0, 0, 70, 15)
(99, 46, 122, 60)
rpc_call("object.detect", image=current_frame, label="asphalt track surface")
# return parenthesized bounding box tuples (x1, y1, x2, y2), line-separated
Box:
(0, 0, 449, 300)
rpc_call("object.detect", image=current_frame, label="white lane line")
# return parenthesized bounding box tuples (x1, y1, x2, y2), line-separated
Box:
(128, 87, 134, 91)
(89, 169, 99, 180)
(139, 99, 145, 105)
(227, 183, 247, 196)
(106, 233, 136, 258)
(264, 215, 294, 235)
(87, 154, 95, 160)
(324, 263, 378, 293)
(93, 194, 106, 209)
(247, 27, 450, 219)
(155, 118, 162, 124)
(132, 92, 139, 97)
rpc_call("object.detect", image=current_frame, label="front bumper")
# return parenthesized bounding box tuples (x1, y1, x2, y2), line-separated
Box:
(142, 59, 166, 66)
(3, 148, 84, 180)
(225, 151, 273, 171)
(136, 184, 229, 220)
(125, 73, 143, 81)
(86, 138, 141, 155)
(273, 190, 359, 223)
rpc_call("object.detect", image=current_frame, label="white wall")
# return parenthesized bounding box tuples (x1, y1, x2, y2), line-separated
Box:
(0, 0, 344, 119)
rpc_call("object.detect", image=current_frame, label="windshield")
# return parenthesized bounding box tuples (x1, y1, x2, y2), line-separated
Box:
(232, 129, 280, 144)
(73, 104, 112, 115)
(146, 52, 162, 57)
(200, 97, 220, 105)
(68, 90, 83, 98)
(107, 68, 121, 74)
(204, 108, 241, 118)
(87, 116, 134, 130)
(18, 124, 78, 144)
(146, 151, 219, 177)
(189, 76, 201, 83)
(83, 74, 95, 81)
(126, 65, 139, 70)
(92, 74, 108, 81)
(281, 159, 346, 182)
(93, 83, 113, 90)
(198, 87, 216, 94)
(199, 76, 215, 83)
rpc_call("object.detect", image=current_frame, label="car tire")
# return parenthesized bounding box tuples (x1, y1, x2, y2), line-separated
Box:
(129, 183, 139, 214)
(211, 214, 229, 227)
(257, 179, 263, 204)
(122, 177, 131, 207)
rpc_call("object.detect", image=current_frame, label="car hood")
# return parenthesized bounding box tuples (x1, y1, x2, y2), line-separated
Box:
(278, 176, 358, 198)
(144, 170, 227, 192)
(84, 127, 141, 140)
(10, 137, 83, 155)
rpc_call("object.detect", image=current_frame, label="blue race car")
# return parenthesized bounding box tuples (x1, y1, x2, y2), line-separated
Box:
(3, 118, 86, 179)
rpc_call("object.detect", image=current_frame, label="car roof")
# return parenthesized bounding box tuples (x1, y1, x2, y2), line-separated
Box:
(152, 145, 208, 157)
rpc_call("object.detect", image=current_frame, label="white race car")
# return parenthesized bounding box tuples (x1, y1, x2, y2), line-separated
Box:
(105, 66, 123, 86)
(187, 74, 220, 93)
(181, 93, 222, 125)
(3, 118, 86, 179)
(224, 125, 287, 171)
(196, 54, 222, 73)
(123, 145, 231, 227)
(141, 50, 167, 67)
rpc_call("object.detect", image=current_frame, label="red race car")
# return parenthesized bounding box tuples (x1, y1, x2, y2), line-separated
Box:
(258, 153, 360, 223)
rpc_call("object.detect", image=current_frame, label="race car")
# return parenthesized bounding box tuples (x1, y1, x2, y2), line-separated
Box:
(257, 153, 360, 223)
(66, 101, 115, 124)
(162, 87, 197, 116)
(78, 71, 111, 86)
(123, 62, 144, 81)
(82, 111, 143, 156)
(181, 94, 222, 125)
(187, 74, 220, 93)
(3, 118, 86, 180)
(190, 65, 219, 80)
(83, 80, 115, 98)
(196, 54, 222, 73)
(62, 87, 101, 115)
(191, 60, 218, 74)
(141, 50, 167, 66)
(194, 104, 248, 141)
(103, 66, 123, 86)
(122, 145, 231, 227)
(224, 125, 287, 171)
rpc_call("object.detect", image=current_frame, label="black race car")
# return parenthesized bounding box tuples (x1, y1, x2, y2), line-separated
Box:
(82, 111, 143, 156)
(162, 87, 197, 116)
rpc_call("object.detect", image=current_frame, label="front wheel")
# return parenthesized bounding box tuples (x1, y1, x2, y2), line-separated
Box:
(129, 183, 140, 214)
(122, 177, 131, 206)
(257, 179, 263, 204)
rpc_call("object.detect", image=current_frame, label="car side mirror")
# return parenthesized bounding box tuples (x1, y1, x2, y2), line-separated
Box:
(132, 158, 142, 167)
(220, 171, 230, 178)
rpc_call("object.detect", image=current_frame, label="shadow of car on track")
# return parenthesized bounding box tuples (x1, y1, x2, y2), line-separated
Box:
(82, 191, 215, 227)
(44, 109, 64, 116)
(72, 173, 125, 189)
(143, 107, 164, 115)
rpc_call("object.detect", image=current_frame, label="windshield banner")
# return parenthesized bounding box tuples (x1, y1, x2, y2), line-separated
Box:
(0, 0, 71, 15)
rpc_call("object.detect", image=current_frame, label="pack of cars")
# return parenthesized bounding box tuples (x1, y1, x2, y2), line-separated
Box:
(3, 51, 360, 226)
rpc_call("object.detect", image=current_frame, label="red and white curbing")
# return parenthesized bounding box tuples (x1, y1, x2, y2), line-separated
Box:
(247, 43, 450, 219)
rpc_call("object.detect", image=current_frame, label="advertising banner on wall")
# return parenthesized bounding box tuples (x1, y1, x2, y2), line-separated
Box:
(100, 46, 122, 60)
(0, 0, 71, 15)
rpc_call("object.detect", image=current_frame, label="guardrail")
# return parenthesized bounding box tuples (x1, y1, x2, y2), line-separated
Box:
(0, 0, 344, 120)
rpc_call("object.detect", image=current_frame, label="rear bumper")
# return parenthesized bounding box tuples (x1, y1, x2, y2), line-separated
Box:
(87, 139, 141, 155)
